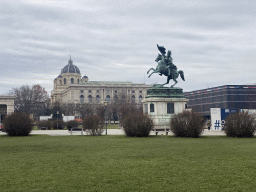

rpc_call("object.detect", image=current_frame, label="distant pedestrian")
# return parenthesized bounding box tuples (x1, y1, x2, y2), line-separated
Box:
(207, 120, 211, 130)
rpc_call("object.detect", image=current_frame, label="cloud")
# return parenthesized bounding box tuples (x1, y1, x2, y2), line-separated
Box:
(0, 0, 256, 95)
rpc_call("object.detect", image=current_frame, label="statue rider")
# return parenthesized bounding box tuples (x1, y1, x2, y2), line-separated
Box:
(147, 44, 185, 87)
(156, 45, 177, 78)
(166, 50, 177, 78)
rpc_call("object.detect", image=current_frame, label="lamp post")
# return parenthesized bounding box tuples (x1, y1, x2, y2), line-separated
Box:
(104, 100, 108, 135)
(57, 111, 59, 129)
(75, 100, 78, 118)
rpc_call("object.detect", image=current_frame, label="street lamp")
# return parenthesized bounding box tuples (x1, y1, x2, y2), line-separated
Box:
(57, 111, 59, 129)
(104, 100, 108, 135)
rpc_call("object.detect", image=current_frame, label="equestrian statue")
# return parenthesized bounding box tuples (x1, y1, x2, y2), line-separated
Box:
(147, 45, 185, 87)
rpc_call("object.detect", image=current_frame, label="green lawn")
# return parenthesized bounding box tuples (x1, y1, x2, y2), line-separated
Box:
(106, 123, 119, 129)
(0, 135, 256, 192)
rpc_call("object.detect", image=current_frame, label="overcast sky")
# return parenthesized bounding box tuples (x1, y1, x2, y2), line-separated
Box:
(1, 0, 255, 96)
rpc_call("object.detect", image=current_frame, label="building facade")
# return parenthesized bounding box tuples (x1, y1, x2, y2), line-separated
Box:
(184, 85, 256, 117)
(0, 95, 15, 123)
(51, 57, 151, 105)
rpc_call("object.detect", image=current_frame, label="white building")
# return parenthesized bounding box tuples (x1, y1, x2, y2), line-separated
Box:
(51, 57, 151, 105)
(0, 95, 15, 123)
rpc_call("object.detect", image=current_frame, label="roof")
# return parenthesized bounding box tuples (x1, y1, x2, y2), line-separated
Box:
(61, 58, 80, 74)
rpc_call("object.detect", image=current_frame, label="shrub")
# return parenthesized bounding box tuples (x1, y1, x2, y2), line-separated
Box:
(82, 115, 104, 136)
(225, 112, 256, 137)
(170, 111, 204, 138)
(37, 120, 52, 130)
(121, 113, 153, 137)
(52, 119, 65, 129)
(66, 120, 79, 130)
(169, 113, 187, 137)
(3, 112, 33, 136)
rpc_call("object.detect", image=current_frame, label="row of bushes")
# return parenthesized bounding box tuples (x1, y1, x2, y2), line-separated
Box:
(170, 111, 256, 138)
(2, 111, 256, 137)
(38, 111, 256, 138)
(37, 120, 79, 130)
(2, 111, 154, 137)
(2, 113, 109, 136)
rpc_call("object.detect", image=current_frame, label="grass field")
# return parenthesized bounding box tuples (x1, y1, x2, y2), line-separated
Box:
(0, 135, 256, 192)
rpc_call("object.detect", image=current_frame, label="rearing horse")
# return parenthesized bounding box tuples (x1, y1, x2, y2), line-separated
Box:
(147, 54, 185, 87)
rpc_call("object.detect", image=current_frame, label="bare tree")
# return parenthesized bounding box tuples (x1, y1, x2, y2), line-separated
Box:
(95, 104, 105, 119)
(75, 103, 94, 119)
(106, 93, 143, 122)
(58, 92, 143, 121)
(9, 84, 49, 117)
(61, 103, 76, 116)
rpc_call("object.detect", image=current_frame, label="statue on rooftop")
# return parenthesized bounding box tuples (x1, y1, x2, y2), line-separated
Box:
(147, 44, 185, 87)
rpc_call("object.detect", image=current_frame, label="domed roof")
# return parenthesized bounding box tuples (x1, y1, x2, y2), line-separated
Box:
(83, 75, 88, 78)
(61, 57, 80, 74)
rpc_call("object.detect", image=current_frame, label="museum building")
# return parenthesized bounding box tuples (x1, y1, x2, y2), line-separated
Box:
(51, 57, 151, 105)
(184, 85, 256, 117)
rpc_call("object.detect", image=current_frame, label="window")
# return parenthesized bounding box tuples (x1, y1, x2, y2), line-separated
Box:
(150, 103, 154, 112)
(115, 90, 118, 93)
(96, 95, 100, 103)
(88, 95, 92, 103)
(96, 90, 100, 93)
(132, 95, 135, 102)
(139, 90, 142, 93)
(80, 95, 84, 103)
(77, 79, 79, 84)
(59, 80, 62, 86)
(167, 103, 174, 114)
(88, 90, 91, 93)
(107, 90, 110, 93)
(106, 95, 110, 102)
(81, 90, 84, 93)
(114, 95, 119, 102)
(139, 95, 143, 103)
(64, 78, 66, 84)
(71, 78, 74, 84)
(132, 90, 135, 93)
(144, 104, 148, 114)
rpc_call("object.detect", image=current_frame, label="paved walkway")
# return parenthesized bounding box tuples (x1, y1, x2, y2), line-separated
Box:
(0, 129, 226, 136)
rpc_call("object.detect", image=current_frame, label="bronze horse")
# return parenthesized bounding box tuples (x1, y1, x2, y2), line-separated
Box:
(147, 54, 185, 87)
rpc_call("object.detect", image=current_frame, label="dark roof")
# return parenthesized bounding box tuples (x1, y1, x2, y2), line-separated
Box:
(61, 58, 80, 74)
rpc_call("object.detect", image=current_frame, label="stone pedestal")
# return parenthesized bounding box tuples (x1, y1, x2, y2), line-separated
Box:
(142, 86, 188, 134)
